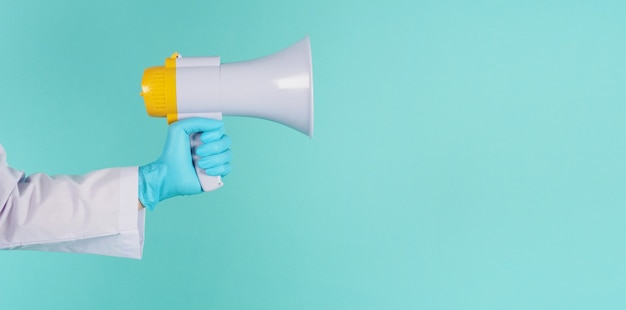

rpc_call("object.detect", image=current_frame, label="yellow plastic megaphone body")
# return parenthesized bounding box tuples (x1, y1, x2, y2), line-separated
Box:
(140, 37, 314, 191)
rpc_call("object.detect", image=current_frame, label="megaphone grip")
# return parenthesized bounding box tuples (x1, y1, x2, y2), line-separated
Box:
(190, 132, 224, 192)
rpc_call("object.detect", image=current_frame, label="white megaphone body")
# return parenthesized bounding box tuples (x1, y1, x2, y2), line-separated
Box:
(140, 37, 314, 191)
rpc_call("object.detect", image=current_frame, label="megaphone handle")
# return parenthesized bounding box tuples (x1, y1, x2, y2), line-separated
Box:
(180, 112, 224, 192)
(190, 132, 223, 191)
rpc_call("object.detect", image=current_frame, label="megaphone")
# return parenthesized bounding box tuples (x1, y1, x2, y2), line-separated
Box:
(140, 37, 314, 191)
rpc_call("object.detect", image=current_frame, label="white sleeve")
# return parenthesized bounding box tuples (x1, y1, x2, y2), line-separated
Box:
(0, 145, 146, 259)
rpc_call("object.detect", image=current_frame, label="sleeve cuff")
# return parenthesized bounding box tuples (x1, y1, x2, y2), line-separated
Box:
(116, 167, 146, 259)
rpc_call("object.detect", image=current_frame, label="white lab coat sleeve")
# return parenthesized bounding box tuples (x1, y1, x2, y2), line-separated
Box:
(0, 145, 146, 259)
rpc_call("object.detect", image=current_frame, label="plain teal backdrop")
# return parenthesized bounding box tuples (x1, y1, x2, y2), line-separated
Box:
(2, 0, 626, 309)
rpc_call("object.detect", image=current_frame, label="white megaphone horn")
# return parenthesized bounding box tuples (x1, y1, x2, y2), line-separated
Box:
(140, 37, 314, 191)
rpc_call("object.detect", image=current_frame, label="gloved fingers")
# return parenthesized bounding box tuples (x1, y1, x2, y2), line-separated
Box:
(200, 126, 226, 143)
(170, 117, 224, 136)
(205, 163, 233, 177)
(197, 149, 233, 170)
(196, 135, 232, 157)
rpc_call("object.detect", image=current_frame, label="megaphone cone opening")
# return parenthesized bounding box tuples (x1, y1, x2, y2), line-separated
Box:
(304, 36, 314, 139)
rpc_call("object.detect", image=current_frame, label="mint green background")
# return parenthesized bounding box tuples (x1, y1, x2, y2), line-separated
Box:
(1, 0, 626, 309)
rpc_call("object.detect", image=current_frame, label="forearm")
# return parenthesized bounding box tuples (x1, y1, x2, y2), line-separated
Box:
(0, 166, 145, 258)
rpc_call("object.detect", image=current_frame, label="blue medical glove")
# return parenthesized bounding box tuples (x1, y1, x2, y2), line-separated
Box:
(138, 118, 233, 210)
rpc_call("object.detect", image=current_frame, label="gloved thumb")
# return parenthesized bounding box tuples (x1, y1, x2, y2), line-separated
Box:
(163, 118, 224, 157)
(170, 117, 224, 137)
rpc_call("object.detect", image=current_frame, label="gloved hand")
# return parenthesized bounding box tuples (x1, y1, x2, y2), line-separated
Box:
(138, 118, 233, 210)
